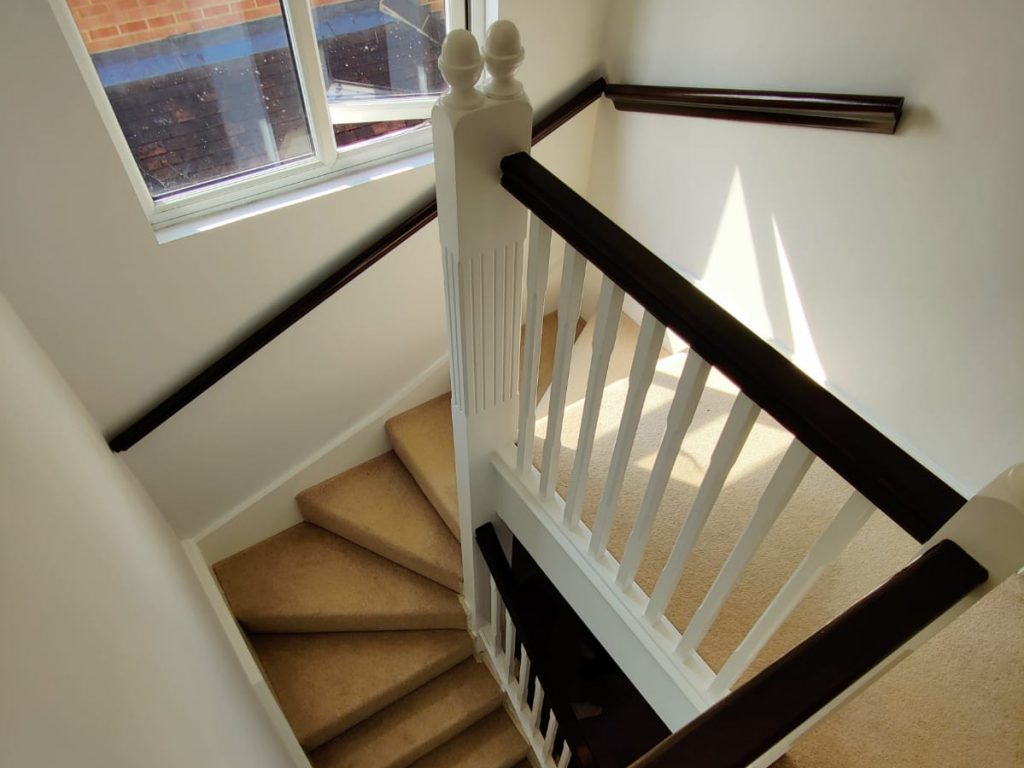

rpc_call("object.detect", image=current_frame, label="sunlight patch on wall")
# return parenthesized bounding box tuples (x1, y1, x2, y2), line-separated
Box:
(699, 168, 772, 340)
(773, 217, 827, 384)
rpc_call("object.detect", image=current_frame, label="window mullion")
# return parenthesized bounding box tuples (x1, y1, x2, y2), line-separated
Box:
(282, 0, 338, 166)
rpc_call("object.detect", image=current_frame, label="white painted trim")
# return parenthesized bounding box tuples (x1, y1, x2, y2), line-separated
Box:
(151, 126, 435, 232)
(329, 96, 438, 124)
(45, 0, 154, 217)
(468, 0, 496, 41)
(155, 146, 434, 243)
(181, 540, 311, 768)
(282, 0, 339, 166)
(194, 353, 451, 564)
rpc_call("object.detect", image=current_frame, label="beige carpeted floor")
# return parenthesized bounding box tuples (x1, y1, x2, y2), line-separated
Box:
(536, 343, 1024, 767)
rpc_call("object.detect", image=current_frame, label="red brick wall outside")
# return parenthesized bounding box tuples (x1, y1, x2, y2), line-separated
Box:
(69, 0, 446, 54)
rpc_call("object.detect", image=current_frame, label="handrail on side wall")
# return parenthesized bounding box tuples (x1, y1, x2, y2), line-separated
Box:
(604, 84, 903, 133)
(106, 78, 608, 452)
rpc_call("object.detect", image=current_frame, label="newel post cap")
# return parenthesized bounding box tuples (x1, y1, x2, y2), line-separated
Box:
(439, 29, 485, 109)
(483, 20, 525, 99)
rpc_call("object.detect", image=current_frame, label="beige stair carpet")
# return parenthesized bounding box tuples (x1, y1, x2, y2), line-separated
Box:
(214, 523, 465, 632)
(406, 708, 531, 768)
(298, 451, 462, 590)
(309, 657, 504, 768)
(533, 340, 1024, 767)
(249, 630, 473, 750)
(214, 428, 529, 768)
(387, 394, 461, 540)
(387, 311, 585, 541)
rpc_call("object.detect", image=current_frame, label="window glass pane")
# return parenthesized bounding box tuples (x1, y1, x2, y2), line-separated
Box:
(312, 0, 446, 148)
(66, 0, 315, 199)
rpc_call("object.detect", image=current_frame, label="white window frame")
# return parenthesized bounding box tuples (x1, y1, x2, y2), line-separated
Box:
(47, 0, 478, 233)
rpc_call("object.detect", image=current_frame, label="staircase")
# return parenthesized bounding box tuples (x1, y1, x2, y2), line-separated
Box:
(212, 409, 526, 768)
(213, 406, 527, 768)
(213, 314, 581, 768)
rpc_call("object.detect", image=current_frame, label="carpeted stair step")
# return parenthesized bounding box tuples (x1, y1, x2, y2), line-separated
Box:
(309, 657, 504, 768)
(214, 523, 465, 632)
(386, 393, 460, 540)
(298, 451, 462, 590)
(385, 313, 584, 542)
(250, 630, 473, 750)
(407, 708, 530, 768)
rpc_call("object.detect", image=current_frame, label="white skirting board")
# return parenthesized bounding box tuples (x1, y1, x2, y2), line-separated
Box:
(192, 353, 451, 565)
(182, 539, 312, 768)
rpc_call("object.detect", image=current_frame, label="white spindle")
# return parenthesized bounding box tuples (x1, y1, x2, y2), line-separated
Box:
(543, 711, 559, 756)
(616, 351, 711, 589)
(517, 216, 552, 472)
(530, 681, 545, 731)
(563, 277, 625, 527)
(676, 439, 815, 655)
(489, 577, 501, 649)
(504, 608, 517, 682)
(645, 393, 761, 621)
(517, 648, 532, 707)
(539, 248, 587, 498)
(557, 742, 571, 768)
(589, 311, 665, 556)
(709, 491, 875, 696)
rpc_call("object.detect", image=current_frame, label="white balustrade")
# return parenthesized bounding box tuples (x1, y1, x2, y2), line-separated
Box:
(436, 21, 1024, 768)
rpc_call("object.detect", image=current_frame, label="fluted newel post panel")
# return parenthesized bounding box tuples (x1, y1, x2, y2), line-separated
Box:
(433, 23, 532, 633)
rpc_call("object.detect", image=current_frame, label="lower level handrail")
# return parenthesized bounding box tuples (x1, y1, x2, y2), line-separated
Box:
(626, 540, 987, 768)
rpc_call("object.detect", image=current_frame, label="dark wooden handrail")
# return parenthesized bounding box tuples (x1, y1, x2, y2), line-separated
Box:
(107, 79, 607, 452)
(628, 540, 986, 768)
(605, 84, 903, 134)
(499, 151, 965, 543)
(476, 523, 596, 768)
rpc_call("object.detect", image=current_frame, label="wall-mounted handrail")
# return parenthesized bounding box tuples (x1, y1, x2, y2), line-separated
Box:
(605, 84, 903, 133)
(106, 79, 607, 453)
(499, 151, 964, 543)
(627, 540, 987, 768)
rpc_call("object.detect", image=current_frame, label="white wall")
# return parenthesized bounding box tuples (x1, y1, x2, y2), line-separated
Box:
(588, 0, 1024, 495)
(0, 292, 295, 768)
(0, 0, 607, 537)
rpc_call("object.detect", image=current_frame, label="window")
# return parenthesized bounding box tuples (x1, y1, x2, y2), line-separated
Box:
(54, 0, 463, 225)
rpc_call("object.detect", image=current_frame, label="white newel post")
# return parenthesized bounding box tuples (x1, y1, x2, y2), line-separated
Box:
(433, 23, 532, 632)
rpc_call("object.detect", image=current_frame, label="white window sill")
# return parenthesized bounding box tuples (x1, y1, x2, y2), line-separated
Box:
(153, 143, 435, 244)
